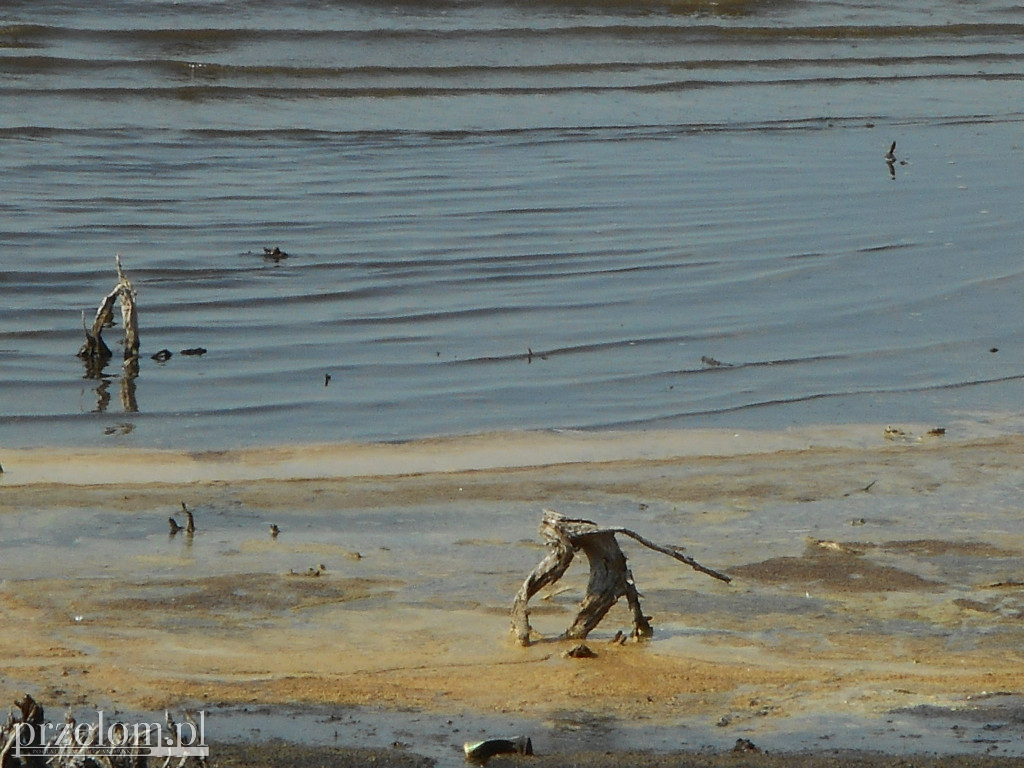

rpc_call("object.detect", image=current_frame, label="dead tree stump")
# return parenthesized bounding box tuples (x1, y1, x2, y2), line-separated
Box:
(78, 255, 139, 375)
(511, 509, 730, 647)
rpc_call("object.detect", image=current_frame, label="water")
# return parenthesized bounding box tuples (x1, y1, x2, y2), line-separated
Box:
(2, 0, 1023, 449)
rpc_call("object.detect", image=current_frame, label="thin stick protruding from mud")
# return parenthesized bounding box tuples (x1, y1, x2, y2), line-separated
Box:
(181, 501, 196, 534)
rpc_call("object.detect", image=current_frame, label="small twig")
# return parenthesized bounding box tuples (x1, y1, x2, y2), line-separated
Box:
(181, 501, 196, 534)
(843, 479, 877, 497)
(612, 527, 732, 583)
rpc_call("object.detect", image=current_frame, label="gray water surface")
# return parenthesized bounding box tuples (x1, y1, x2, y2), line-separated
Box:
(2, 0, 1023, 449)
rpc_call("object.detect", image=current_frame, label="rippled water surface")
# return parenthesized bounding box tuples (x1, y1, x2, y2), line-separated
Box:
(2, 0, 1023, 449)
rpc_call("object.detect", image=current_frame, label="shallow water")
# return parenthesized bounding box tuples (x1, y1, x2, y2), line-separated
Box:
(2, 0, 1023, 449)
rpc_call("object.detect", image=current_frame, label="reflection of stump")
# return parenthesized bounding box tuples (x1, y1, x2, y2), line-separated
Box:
(511, 509, 730, 647)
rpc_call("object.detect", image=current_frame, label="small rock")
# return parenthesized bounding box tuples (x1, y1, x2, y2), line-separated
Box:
(733, 738, 760, 753)
(563, 643, 597, 659)
(151, 349, 173, 362)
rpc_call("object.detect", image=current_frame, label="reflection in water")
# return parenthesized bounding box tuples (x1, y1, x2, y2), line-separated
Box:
(93, 375, 112, 413)
(122, 357, 139, 413)
(83, 359, 138, 414)
(884, 140, 910, 180)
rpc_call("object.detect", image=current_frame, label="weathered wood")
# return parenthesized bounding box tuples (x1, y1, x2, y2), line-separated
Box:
(511, 509, 730, 647)
(117, 257, 139, 362)
(78, 255, 139, 373)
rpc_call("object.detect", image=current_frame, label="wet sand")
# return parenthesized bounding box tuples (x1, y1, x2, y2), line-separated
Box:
(3, 425, 1024, 764)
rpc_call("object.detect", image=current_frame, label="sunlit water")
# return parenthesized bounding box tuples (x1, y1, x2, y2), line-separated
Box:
(2, 0, 1023, 449)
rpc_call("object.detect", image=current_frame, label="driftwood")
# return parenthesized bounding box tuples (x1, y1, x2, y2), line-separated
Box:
(181, 502, 196, 534)
(78, 255, 139, 376)
(169, 503, 196, 538)
(511, 509, 730, 647)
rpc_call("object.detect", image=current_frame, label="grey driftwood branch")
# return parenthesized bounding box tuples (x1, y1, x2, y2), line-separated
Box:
(510, 509, 730, 647)
(78, 255, 139, 373)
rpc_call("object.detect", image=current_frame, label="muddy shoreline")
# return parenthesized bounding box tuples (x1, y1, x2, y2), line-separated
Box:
(3, 427, 1024, 764)
(211, 742, 1024, 768)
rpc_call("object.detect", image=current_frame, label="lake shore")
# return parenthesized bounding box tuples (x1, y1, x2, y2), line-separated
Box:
(211, 743, 1024, 768)
(3, 425, 1024, 762)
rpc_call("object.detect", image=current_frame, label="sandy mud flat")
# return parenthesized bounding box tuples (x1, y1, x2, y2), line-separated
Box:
(3, 425, 1024, 765)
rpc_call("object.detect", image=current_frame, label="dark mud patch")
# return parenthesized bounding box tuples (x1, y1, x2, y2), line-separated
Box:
(213, 743, 435, 768)
(879, 540, 1020, 558)
(4, 573, 400, 630)
(730, 551, 942, 593)
(111, 573, 398, 618)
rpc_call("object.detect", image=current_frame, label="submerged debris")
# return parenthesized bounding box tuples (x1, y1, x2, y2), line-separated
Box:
(884, 425, 946, 443)
(526, 347, 548, 363)
(289, 566, 324, 577)
(700, 355, 733, 368)
(883, 425, 915, 442)
(263, 246, 290, 261)
(733, 737, 761, 753)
